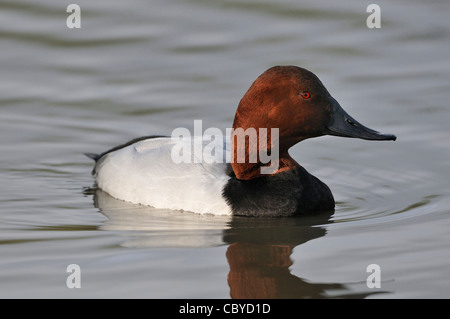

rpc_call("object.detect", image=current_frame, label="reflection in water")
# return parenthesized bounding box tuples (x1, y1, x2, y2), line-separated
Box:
(92, 189, 385, 298)
(223, 216, 383, 298)
(90, 188, 230, 248)
(224, 216, 331, 298)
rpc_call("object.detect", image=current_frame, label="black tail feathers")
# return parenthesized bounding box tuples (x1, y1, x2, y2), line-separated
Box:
(84, 152, 101, 162)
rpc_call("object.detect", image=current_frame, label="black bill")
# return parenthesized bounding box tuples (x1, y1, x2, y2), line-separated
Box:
(325, 97, 396, 141)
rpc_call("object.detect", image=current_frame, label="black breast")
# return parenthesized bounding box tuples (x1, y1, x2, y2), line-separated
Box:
(222, 165, 334, 217)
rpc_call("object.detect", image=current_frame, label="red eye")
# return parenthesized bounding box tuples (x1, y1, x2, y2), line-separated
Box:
(301, 92, 311, 99)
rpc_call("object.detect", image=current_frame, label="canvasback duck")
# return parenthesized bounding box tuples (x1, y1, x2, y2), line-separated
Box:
(86, 66, 396, 217)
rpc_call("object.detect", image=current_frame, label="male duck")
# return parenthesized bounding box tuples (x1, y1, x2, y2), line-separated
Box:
(86, 66, 396, 217)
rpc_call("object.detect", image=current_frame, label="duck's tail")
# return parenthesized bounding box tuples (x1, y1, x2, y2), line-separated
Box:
(84, 152, 101, 162)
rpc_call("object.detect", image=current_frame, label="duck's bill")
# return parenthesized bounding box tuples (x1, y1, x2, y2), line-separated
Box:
(325, 97, 396, 141)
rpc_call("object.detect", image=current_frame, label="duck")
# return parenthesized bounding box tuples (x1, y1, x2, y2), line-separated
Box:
(86, 66, 396, 217)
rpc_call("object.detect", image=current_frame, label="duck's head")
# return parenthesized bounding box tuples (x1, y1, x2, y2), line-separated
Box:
(231, 65, 396, 179)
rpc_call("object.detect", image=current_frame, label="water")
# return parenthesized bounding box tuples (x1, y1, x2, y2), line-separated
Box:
(1, 0, 450, 298)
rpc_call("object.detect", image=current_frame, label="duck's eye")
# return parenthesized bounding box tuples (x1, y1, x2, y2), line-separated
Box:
(301, 92, 311, 99)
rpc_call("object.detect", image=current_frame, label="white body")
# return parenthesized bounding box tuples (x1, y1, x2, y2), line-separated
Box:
(93, 137, 232, 215)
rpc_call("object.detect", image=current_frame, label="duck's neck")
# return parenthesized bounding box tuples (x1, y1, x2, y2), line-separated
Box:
(230, 129, 300, 180)
(230, 94, 301, 180)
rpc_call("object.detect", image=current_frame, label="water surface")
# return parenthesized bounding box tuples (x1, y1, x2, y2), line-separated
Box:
(1, 0, 450, 298)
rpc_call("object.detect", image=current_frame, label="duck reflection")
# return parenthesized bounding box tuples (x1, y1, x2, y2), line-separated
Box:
(224, 214, 380, 298)
(90, 189, 383, 298)
(224, 215, 336, 298)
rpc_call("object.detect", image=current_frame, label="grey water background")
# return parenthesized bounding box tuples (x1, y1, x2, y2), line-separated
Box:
(1, 0, 450, 298)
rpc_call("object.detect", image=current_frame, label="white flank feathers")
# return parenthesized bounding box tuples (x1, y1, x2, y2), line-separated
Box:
(93, 137, 232, 215)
